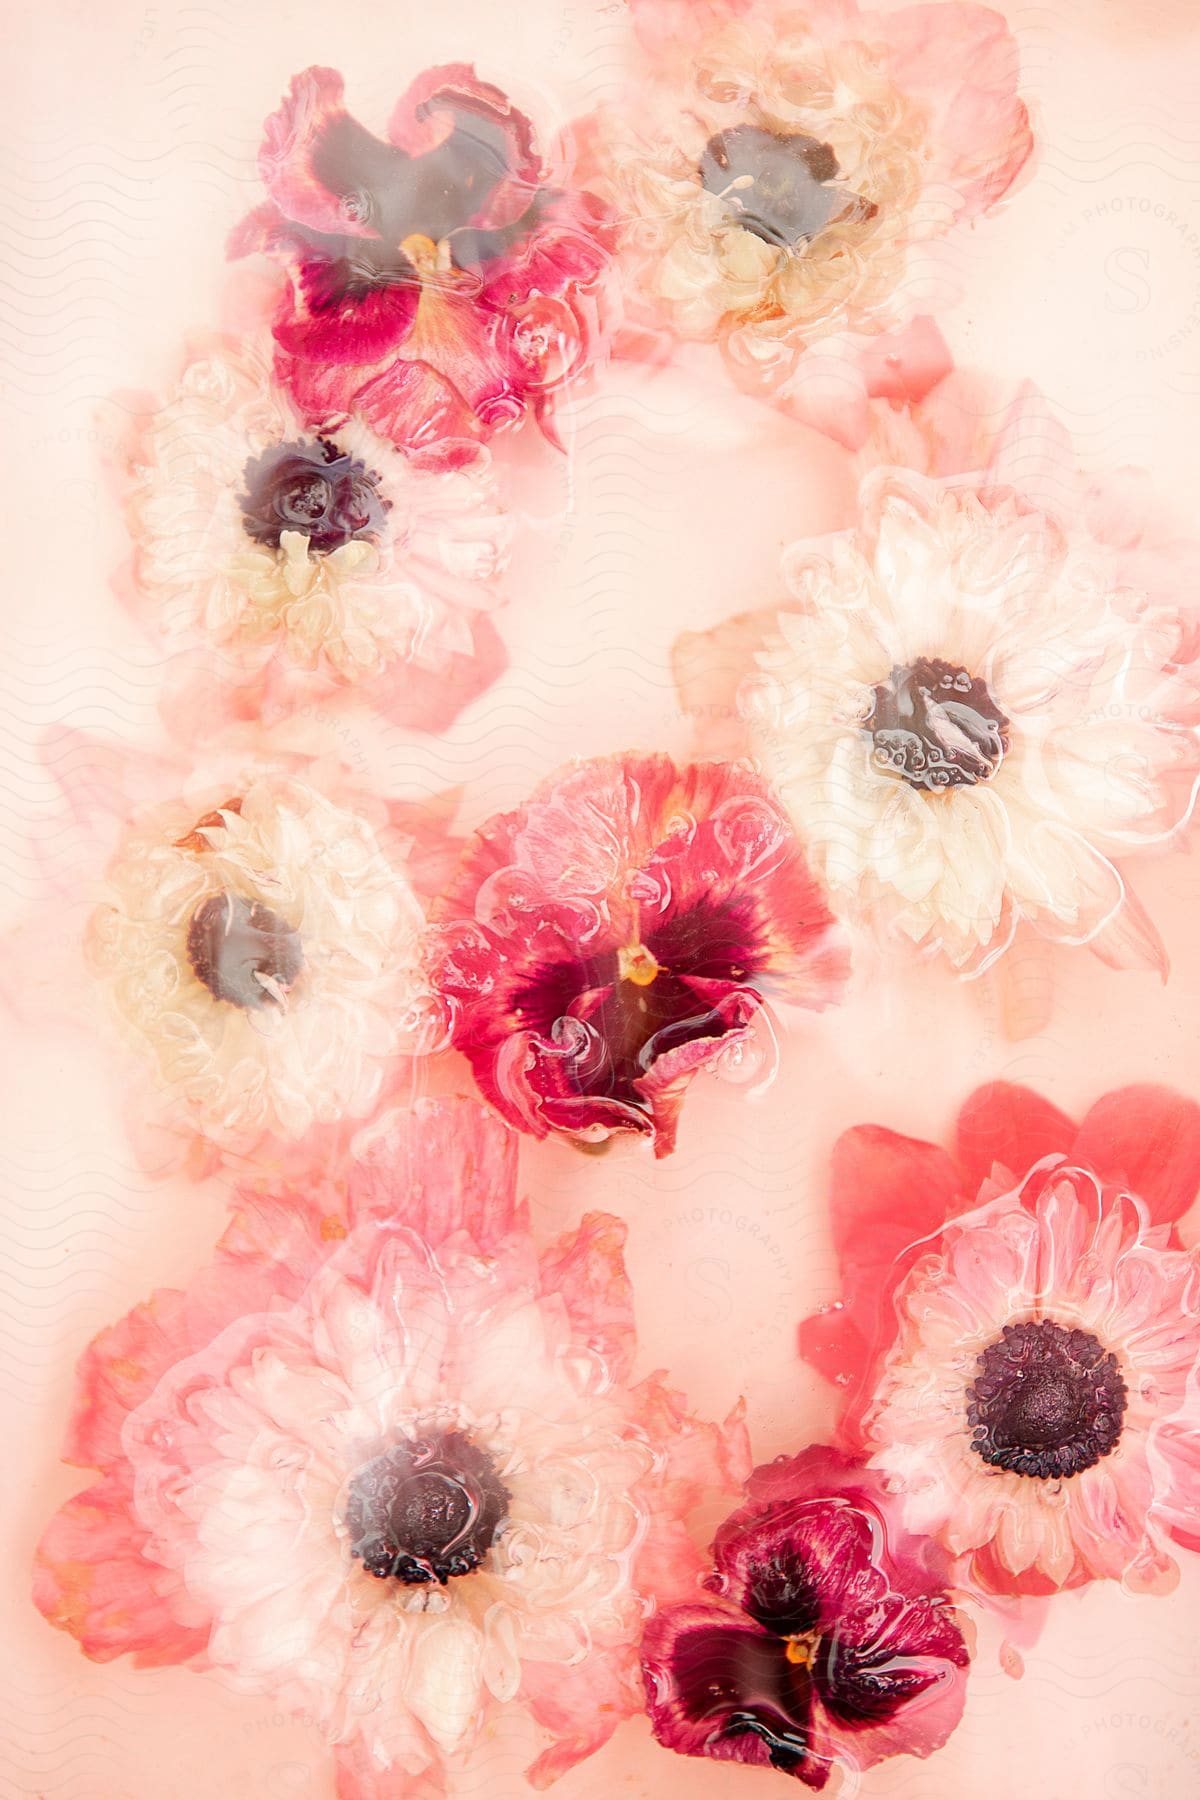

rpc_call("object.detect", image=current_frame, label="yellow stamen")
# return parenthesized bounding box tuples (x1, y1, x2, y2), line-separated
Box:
(400, 233, 440, 274)
(617, 942, 660, 987)
(785, 1636, 816, 1668)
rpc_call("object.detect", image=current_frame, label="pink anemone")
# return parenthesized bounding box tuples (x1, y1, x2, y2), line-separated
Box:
(33, 1098, 749, 1791)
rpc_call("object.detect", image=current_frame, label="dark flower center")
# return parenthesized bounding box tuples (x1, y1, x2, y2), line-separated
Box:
(967, 1318, 1127, 1480)
(346, 1429, 510, 1585)
(867, 657, 1009, 791)
(239, 437, 389, 554)
(186, 892, 304, 1011)
(698, 125, 877, 249)
(298, 100, 544, 302)
(510, 898, 766, 1109)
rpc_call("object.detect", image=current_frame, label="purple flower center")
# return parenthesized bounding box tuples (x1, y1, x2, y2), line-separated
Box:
(239, 437, 390, 554)
(186, 892, 304, 1011)
(698, 126, 877, 249)
(511, 899, 764, 1108)
(867, 657, 1009, 791)
(346, 1430, 510, 1585)
(966, 1318, 1127, 1479)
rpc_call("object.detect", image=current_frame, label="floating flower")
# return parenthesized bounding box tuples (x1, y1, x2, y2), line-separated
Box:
(88, 769, 435, 1161)
(426, 754, 848, 1157)
(712, 453, 1200, 973)
(123, 337, 510, 731)
(230, 65, 612, 455)
(580, 0, 1029, 395)
(642, 1445, 969, 1787)
(33, 1099, 749, 1793)
(800, 1081, 1200, 1594)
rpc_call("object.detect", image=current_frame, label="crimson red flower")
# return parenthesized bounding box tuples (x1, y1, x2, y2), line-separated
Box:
(426, 754, 848, 1156)
(641, 1446, 969, 1788)
(801, 1083, 1200, 1595)
(230, 65, 612, 456)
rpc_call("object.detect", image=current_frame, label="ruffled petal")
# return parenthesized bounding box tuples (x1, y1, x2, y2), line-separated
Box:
(346, 1095, 520, 1246)
(879, 4, 1033, 215)
(642, 1605, 818, 1780)
(33, 1477, 207, 1667)
(537, 1210, 637, 1385)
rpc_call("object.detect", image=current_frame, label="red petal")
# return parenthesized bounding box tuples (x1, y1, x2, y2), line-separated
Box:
(954, 1081, 1077, 1198)
(1072, 1085, 1200, 1224)
(33, 1477, 207, 1667)
(800, 1125, 962, 1428)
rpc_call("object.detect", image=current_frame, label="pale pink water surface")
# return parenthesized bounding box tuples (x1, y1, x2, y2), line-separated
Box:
(3, 0, 1200, 1796)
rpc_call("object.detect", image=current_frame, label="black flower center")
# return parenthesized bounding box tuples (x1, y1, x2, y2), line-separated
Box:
(239, 436, 390, 554)
(967, 1319, 1128, 1480)
(698, 125, 877, 249)
(867, 657, 1009, 792)
(185, 892, 304, 1011)
(346, 1430, 510, 1585)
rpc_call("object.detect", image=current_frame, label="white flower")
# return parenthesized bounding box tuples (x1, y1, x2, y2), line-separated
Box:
(745, 470, 1200, 971)
(89, 774, 433, 1151)
(128, 338, 510, 685)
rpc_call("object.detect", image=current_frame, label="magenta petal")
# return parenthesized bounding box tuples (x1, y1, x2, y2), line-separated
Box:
(819, 1588, 968, 1731)
(642, 1606, 819, 1781)
(1071, 1085, 1200, 1225)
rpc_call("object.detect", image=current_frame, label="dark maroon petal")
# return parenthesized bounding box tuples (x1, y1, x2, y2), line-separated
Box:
(816, 1589, 968, 1731)
(642, 1607, 821, 1782)
(1071, 1085, 1200, 1225)
(732, 1447, 958, 1599)
(711, 1495, 886, 1637)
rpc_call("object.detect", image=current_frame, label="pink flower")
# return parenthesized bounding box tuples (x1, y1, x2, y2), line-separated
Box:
(426, 754, 849, 1157)
(230, 66, 613, 456)
(581, 0, 1030, 399)
(642, 1446, 969, 1787)
(33, 1099, 749, 1792)
(801, 1082, 1200, 1595)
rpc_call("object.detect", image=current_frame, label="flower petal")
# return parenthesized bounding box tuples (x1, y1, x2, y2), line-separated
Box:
(642, 1605, 818, 1780)
(1072, 1085, 1200, 1226)
(954, 1081, 1076, 1197)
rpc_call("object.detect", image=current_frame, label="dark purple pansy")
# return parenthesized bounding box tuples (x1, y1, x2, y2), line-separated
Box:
(230, 64, 613, 458)
(641, 1447, 969, 1787)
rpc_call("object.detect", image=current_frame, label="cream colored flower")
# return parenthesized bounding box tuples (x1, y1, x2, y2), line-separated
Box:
(745, 470, 1200, 971)
(128, 338, 509, 687)
(585, 0, 1031, 381)
(89, 773, 433, 1152)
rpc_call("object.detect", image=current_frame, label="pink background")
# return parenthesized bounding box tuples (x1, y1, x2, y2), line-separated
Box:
(4, 0, 1200, 1794)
